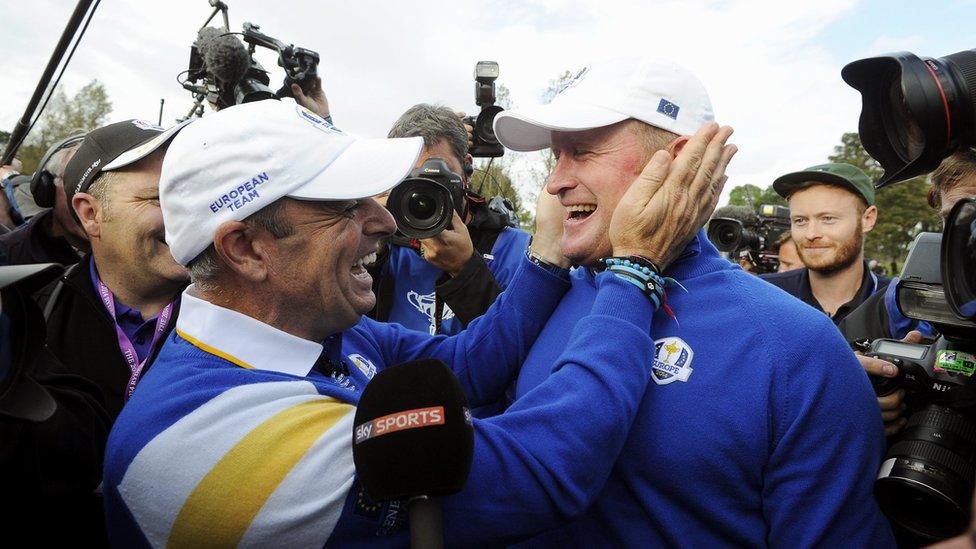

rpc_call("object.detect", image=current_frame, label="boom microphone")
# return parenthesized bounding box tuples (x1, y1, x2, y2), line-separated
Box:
(195, 27, 249, 86)
(353, 359, 474, 549)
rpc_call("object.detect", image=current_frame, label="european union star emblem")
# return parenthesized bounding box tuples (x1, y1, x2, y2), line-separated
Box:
(657, 98, 679, 120)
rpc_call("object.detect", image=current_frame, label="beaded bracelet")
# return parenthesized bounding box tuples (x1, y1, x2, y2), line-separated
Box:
(599, 257, 666, 310)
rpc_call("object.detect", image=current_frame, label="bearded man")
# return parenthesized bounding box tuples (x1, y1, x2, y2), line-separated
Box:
(762, 162, 889, 324)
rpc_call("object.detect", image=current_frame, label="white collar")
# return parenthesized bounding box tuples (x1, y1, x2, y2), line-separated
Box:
(175, 286, 323, 377)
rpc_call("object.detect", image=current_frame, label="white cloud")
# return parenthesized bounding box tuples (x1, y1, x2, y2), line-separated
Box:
(0, 0, 898, 210)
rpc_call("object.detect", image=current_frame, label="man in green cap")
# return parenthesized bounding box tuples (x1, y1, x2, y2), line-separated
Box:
(762, 162, 890, 325)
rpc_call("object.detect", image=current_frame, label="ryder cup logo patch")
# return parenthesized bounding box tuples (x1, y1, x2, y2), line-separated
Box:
(348, 353, 377, 379)
(651, 337, 694, 385)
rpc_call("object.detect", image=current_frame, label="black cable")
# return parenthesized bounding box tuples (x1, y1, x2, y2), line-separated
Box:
(10, 0, 101, 156)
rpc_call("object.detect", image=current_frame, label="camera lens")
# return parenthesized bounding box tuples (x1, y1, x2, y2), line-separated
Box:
(875, 405, 976, 540)
(386, 178, 453, 239)
(881, 79, 926, 162)
(943, 198, 976, 319)
(407, 192, 437, 221)
(842, 49, 976, 187)
(706, 219, 743, 252)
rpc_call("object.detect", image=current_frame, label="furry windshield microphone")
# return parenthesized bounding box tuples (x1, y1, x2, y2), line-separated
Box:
(195, 27, 250, 86)
(711, 204, 759, 225)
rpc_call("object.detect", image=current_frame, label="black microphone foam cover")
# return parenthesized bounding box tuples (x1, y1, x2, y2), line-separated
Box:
(196, 27, 250, 85)
(712, 204, 759, 224)
(353, 359, 474, 501)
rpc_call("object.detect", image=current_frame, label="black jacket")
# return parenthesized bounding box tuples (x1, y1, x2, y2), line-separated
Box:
(761, 261, 891, 325)
(44, 255, 181, 419)
(0, 209, 81, 267)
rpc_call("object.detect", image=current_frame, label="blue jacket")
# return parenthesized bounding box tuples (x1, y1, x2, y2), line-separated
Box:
(514, 231, 896, 547)
(103, 257, 662, 547)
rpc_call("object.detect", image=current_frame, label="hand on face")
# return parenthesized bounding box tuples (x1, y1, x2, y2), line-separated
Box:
(608, 123, 737, 269)
(531, 188, 571, 268)
(418, 211, 475, 276)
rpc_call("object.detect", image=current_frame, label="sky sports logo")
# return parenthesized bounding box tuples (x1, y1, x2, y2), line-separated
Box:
(354, 406, 445, 444)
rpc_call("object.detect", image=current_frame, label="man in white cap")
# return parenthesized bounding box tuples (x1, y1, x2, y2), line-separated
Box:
(102, 98, 733, 546)
(492, 57, 895, 545)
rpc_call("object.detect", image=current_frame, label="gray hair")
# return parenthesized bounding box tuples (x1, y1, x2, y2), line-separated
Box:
(187, 198, 294, 290)
(388, 103, 468, 166)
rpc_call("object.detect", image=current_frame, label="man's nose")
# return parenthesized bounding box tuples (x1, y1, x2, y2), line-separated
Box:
(545, 155, 579, 197)
(362, 198, 396, 237)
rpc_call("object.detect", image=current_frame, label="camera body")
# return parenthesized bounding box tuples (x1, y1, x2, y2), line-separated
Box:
(462, 61, 504, 158)
(706, 204, 790, 274)
(860, 231, 976, 540)
(386, 158, 466, 240)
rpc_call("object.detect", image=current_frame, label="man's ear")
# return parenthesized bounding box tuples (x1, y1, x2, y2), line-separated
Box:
(667, 135, 692, 158)
(213, 221, 274, 283)
(71, 192, 101, 239)
(862, 204, 878, 233)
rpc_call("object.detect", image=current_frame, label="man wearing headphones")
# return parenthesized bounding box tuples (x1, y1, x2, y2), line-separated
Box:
(0, 135, 89, 265)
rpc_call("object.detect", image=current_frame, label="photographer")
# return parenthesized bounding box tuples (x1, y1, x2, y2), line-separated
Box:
(762, 162, 890, 324)
(370, 104, 530, 336)
(840, 150, 976, 436)
(0, 138, 88, 266)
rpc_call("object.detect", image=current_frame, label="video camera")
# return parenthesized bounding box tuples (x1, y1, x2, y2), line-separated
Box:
(183, 1, 320, 113)
(706, 204, 790, 274)
(844, 47, 976, 541)
(462, 61, 504, 158)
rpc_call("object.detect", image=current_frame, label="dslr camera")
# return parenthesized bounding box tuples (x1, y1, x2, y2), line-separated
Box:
(386, 158, 466, 240)
(706, 204, 790, 274)
(463, 61, 504, 158)
(844, 46, 976, 540)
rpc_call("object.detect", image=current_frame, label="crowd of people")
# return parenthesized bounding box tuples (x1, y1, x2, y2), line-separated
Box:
(2, 53, 976, 547)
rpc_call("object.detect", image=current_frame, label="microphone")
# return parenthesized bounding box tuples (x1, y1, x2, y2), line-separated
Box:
(353, 359, 474, 549)
(195, 27, 250, 86)
(711, 204, 758, 225)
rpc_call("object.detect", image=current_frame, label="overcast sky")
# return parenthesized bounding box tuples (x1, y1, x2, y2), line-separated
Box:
(1, 0, 973, 205)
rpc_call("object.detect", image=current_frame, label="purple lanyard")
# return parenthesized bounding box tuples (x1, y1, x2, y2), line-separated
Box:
(92, 269, 175, 401)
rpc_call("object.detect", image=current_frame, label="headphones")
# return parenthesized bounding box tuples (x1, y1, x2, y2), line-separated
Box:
(29, 133, 86, 209)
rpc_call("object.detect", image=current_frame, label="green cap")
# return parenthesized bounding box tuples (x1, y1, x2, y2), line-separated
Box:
(772, 162, 875, 206)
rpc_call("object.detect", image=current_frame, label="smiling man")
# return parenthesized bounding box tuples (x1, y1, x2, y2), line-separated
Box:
(762, 162, 889, 324)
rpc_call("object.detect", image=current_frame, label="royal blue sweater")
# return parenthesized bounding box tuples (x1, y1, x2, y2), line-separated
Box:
(103, 257, 661, 547)
(513, 231, 896, 547)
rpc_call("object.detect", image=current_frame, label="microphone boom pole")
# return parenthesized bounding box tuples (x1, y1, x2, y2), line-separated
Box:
(2, 0, 96, 166)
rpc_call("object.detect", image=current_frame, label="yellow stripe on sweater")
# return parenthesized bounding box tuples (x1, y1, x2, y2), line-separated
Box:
(176, 328, 255, 370)
(167, 399, 353, 548)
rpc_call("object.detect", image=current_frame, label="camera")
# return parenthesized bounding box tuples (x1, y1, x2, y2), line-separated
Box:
(463, 61, 504, 158)
(842, 48, 976, 188)
(862, 230, 976, 541)
(845, 46, 976, 540)
(184, 2, 320, 112)
(706, 204, 790, 274)
(387, 158, 466, 239)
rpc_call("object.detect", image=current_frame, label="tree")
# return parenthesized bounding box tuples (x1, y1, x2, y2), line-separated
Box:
(15, 80, 112, 173)
(470, 158, 531, 228)
(727, 183, 787, 209)
(827, 132, 939, 272)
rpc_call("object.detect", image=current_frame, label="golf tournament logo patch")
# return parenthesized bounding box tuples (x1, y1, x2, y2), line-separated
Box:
(652, 337, 694, 385)
(348, 353, 377, 379)
(407, 291, 455, 335)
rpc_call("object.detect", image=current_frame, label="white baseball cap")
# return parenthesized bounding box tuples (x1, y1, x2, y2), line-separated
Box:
(493, 56, 714, 152)
(159, 100, 423, 266)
